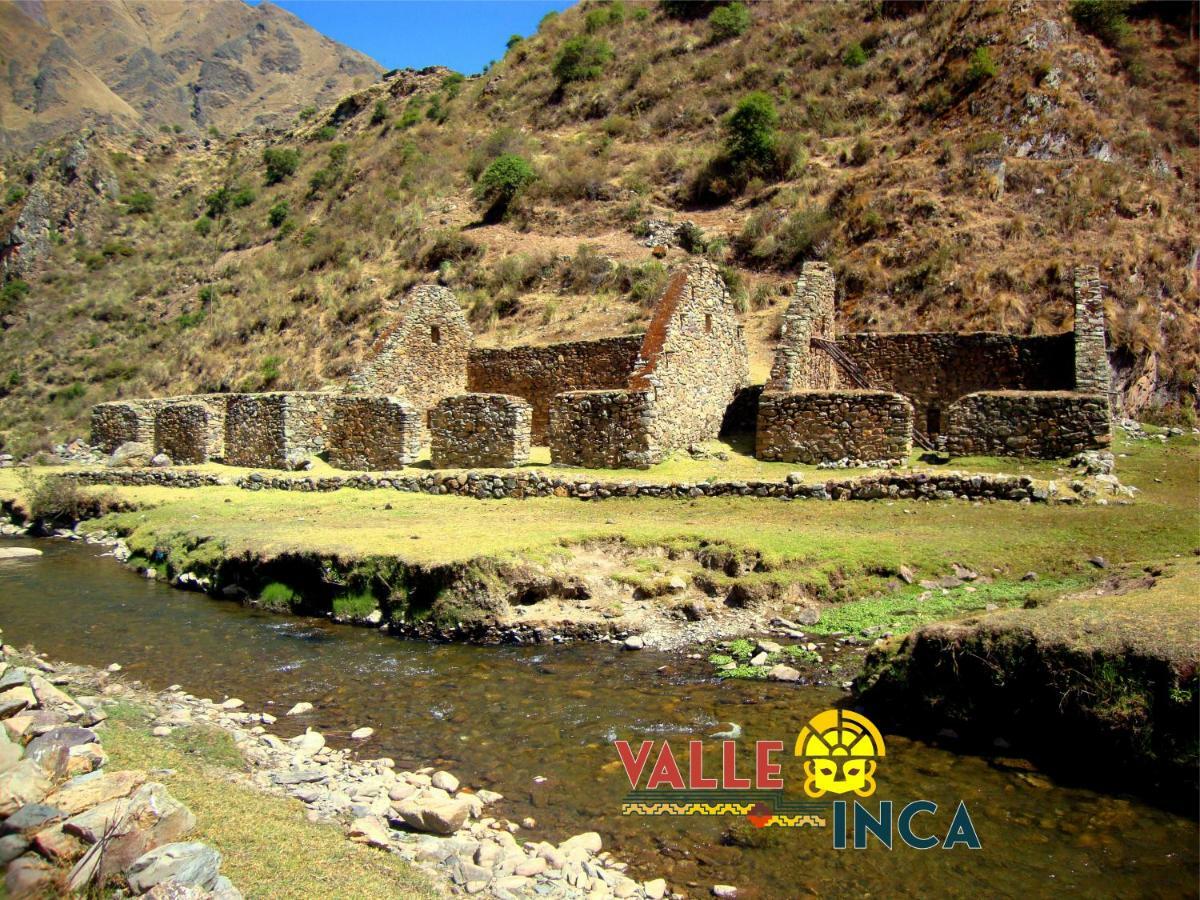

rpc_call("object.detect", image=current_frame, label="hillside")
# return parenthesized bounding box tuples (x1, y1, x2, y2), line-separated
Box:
(0, 0, 1197, 456)
(0, 0, 382, 152)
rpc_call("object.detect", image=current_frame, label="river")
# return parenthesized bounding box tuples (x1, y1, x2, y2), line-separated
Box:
(1, 538, 1196, 899)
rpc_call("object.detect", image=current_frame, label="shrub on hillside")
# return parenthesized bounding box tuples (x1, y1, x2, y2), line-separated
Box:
(1070, 0, 1132, 46)
(476, 153, 536, 220)
(231, 186, 255, 209)
(708, 3, 751, 41)
(966, 47, 997, 85)
(123, 191, 155, 215)
(268, 201, 290, 228)
(370, 99, 389, 125)
(205, 186, 231, 219)
(553, 36, 613, 84)
(263, 147, 300, 185)
(724, 92, 779, 173)
(194, 216, 213, 237)
(19, 471, 113, 526)
(843, 42, 868, 67)
(0, 278, 30, 315)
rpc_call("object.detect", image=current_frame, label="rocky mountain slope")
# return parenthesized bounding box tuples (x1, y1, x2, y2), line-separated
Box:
(0, 0, 381, 152)
(0, 0, 1196, 456)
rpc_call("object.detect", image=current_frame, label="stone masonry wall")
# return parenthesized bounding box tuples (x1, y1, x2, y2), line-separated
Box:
(467, 336, 643, 443)
(430, 394, 533, 468)
(756, 390, 914, 463)
(549, 390, 659, 469)
(942, 391, 1111, 458)
(327, 396, 423, 470)
(766, 261, 837, 392)
(1073, 265, 1111, 399)
(629, 259, 748, 450)
(348, 285, 472, 437)
(154, 402, 212, 465)
(834, 331, 1074, 432)
(91, 400, 160, 452)
(224, 392, 336, 469)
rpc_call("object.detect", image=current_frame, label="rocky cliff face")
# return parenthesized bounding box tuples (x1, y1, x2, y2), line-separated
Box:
(0, 0, 382, 152)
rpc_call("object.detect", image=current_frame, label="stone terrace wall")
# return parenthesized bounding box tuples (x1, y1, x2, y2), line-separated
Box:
(225, 392, 336, 469)
(467, 336, 643, 443)
(835, 331, 1074, 431)
(629, 259, 748, 450)
(348, 285, 472, 436)
(942, 391, 1110, 458)
(549, 390, 659, 469)
(756, 390, 914, 463)
(327, 396, 423, 470)
(155, 402, 212, 465)
(766, 261, 838, 392)
(430, 394, 532, 468)
(1073, 265, 1111, 399)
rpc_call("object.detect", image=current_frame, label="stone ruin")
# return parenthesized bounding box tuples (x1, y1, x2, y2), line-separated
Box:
(89, 259, 1111, 472)
(756, 261, 1112, 462)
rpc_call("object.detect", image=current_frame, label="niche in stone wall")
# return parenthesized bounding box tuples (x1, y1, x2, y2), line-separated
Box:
(926, 405, 942, 435)
(431, 325, 441, 345)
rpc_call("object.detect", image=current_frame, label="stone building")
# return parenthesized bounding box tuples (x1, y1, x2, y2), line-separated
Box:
(327, 396, 423, 470)
(430, 394, 532, 468)
(347, 285, 471, 436)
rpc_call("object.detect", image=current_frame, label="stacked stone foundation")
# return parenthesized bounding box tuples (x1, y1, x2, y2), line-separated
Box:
(942, 391, 1111, 458)
(430, 393, 533, 468)
(327, 396, 423, 470)
(549, 391, 660, 469)
(756, 390, 914, 463)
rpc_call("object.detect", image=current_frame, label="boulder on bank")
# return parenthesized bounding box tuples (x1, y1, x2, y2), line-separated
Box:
(126, 841, 221, 894)
(108, 442, 154, 468)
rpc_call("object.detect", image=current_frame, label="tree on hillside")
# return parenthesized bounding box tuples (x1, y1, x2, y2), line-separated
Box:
(553, 36, 613, 84)
(262, 147, 300, 185)
(724, 91, 779, 174)
(476, 154, 536, 221)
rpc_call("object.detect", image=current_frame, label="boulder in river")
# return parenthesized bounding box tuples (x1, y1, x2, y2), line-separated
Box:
(0, 547, 42, 560)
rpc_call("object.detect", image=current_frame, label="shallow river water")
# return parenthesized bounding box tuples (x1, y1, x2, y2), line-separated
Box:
(1, 539, 1196, 899)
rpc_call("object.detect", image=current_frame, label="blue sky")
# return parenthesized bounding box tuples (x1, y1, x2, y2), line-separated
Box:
(253, 0, 575, 75)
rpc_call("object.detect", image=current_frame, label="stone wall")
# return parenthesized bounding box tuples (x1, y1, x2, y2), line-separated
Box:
(756, 390, 914, 463)
(467, 336, 643, 442)
(628, 259, 749, 450)
(430, 394, 532, 468)
(834, 331, 1074, 433)
(766, 261, 837, 392)
(548, 390, 659, 469)
(1072, 265, 1111, 399)
(942, 391, 1111, 458)
(91, 400, 159, 452)
(154, 402, 212, 465)
(224, 392, 336, 469)
(327, 396, 423, 470)
(348, 285, 472, 436)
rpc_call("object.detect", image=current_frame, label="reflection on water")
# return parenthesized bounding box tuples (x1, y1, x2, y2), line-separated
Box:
(1, 539, 1196, 899)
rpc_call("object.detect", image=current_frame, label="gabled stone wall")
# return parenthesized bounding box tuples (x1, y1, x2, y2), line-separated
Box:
(467, 336, 643, 442)
(628, 259, 749, 450)
(942, 391, 1110, 458)
(430, 394, 532, 468)
(549, 391, 659, 469)
(348, 285, 471, 436)
(327, 396, 423, 470)
(224, 392, 336, 469)
(766, 261, 838, 392)
(756, 390, 913, 463)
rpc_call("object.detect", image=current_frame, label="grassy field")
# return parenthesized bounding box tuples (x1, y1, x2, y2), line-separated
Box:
(98, 703, 438, 900)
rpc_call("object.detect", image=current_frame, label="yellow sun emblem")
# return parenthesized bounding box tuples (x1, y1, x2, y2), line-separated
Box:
(794, 709, 886, 799)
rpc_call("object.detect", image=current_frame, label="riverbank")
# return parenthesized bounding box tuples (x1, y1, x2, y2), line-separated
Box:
(0, 639, 668, 899)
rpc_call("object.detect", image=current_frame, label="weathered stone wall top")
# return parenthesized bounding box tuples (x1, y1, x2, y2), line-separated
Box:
(348, 284, 472, 433)
(943, 390, 1111, 459)
(628, 259, 748, 450)
(430, 393, 532, 469)
(549, 390, 659, 470)
(467, 336, 643, 442)
(834, 331, 1075, 428)
(767, 261, 837, 392)
(756, 390, 913, 464)
(1072, 265, 1111, 399)
(327, 396, 423, 471)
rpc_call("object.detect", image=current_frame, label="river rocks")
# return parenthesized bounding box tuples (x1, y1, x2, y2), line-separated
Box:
(395, 797, 472, 835)
(431, 770, 459, 793)
(0, 547, 42, 560)
(126, 842, 222, 894)
(0, 686, 35, 718)
(289, 729, 325, 755)
(46, 769, 148, 815)
(350, 727, 374, 740)
(712, 885, 738, 898)
(1, 803, 64, 836)
(285, 702, 313, 716)
(0, 729, 20, 774)
(23, 726, 97, 770)
(348, 815, 392, 849)
(767, 664, 801, 682)
(623, 635, 645, 650)
(560, 831, 603, 854)
(0, 759, 52, 815)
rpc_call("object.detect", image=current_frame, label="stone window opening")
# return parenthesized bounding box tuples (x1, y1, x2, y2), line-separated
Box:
(430, 325, 441, 345)
(705, 314, 713, 334)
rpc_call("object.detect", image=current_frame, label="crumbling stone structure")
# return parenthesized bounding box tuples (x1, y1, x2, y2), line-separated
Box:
(1072, 265, 1111, 401)
(93, 395, 229, 459)
(467, 336, 643, 442)
(757, 391, 913, 463)
(766, 262, 838, 392)
(547, 260, 749, 468)
(155, 402, 219, 465)
(327, 396, 423, 470)
(942, 391, 1110, 457)
(92, 400, 161, 453)
(224, 392, 336, 469)
(549, 391, 657, 469)
(430, 394, 532, 468)
(348, 285, 471, 435)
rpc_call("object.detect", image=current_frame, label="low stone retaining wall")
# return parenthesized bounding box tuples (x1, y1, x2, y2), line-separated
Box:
(430, 394, 532, 469)
(756, 390, 913, 463)
(942, 391, 1110, 458)
(549, 390, 659, 469)
(69, 470, 227, 488)
(327, 396, 422, 471)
